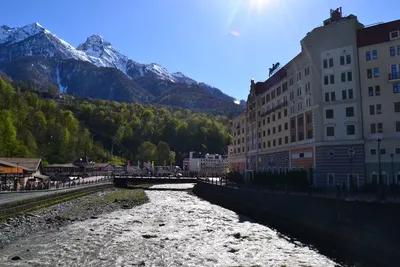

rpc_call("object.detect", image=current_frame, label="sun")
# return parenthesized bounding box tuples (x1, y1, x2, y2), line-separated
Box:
(248, 0, 273, 12)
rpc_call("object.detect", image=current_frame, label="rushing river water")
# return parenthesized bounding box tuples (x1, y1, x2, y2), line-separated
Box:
(0, 184, 341, 267)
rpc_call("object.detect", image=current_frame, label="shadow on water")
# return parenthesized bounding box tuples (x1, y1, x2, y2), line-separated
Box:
(192, 191, 373, 267)
(233, 210, 371, 267)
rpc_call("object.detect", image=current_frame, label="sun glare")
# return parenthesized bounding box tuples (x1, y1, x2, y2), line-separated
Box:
(248, 0, 274, 12)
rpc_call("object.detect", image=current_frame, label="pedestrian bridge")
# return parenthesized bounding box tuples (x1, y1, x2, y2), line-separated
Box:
(112, 174, 200, 188)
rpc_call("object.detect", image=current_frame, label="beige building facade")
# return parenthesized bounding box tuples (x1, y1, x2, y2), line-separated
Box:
(229, 113, 246, 172)
(357, 20, 400, 184)
(234, 8, 369, 188)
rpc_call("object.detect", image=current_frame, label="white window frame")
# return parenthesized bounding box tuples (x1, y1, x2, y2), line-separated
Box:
(390, 30, 400, 40)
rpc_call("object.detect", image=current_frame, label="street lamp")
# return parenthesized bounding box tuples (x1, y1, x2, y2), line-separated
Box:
(348, 148, 355, 191)
(391, 154, 394, 185)
(377, 138, 384, 201)
(377, 138, 382, 184)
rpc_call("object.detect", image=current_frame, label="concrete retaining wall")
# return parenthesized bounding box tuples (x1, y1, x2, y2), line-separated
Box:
(192, 182, 400, 266)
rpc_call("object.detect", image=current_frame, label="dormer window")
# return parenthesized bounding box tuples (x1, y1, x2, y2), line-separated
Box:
(390, 30, 399, 40)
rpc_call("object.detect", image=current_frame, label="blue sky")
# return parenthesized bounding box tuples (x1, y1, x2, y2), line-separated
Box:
(2, 0, 399, 100)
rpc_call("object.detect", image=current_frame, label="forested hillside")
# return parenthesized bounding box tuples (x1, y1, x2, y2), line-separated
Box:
(0, 78, 232, 165)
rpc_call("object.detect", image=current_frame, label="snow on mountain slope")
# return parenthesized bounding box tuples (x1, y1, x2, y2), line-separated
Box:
(0, 22, 245, 105)
(77, 35, 129, 73)
(0, 23, 90, 62)
(171, 72, 196, 84)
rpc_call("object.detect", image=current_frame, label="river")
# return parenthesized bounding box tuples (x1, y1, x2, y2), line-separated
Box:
(0, 184, 341, 267)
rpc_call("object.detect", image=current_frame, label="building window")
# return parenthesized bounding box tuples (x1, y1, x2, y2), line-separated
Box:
(346, 107, 354, 117)
(375, 86, 381, 96)
(290, 106, 295, 114)
(307, 130, 313, 139)
(378, 123, 383, 133)
(380, 149, 387, 155)
(390, 46, 396, 57)
(348, 89, 354, 99)
(324, 76, 329, 85)
(298, 102, 302, 111)
(340, 56, 345, 65)
(342, 90, 347, 100)
(394, 83, 400, 94)
(263, 142, 266, 149)
(278, 112, 281, 119)
(367, 69, 372, 79)
(285, 136, 288, 144)
(396, 147, 400, 154)
(326, 109, 334, 119)
(372, 49, 377, 60)
(306, 98, 311, 107)
(370, 149, 377, 155)
(376, 104, 382, 114)
(268, 141, 270, 147)
(273, 139, 276, 146)
(326, 126, 335, 137)
(284, 109, 287, 116)
(289, 77, 293, 86)
(370, 105, 375, 115)
(297, 87, 302, 96)
(329, 58, 333, 67)
(346, 54, 351, 64)
(278, 125, 282, 132)
(371, 124, 376, 134)
(330, 74, 335, 84)
(325, 92, 329, 102)
(306, 114, 312, 124)
(347, 72, 352, 81)
(366, 51, 371, 61)
(390, 31, 400, 40)
(263, 130, 265, 137)
(327, 173, 335, 186)
(331, 92, 336, 101)
(368, 87, 374, 96)
(347, 125, 355, 135)
(398, 45, 400, 55)
(341, 72, 346, 82)
(284, 122, 288, 130)
(272, 127, 276, 134)
(396, 121, 400, 132)
(278, 138, 282, 145)
(272, 114, 275, 121)
(374, 67, 380, 78)
(394, 102, 400, 113)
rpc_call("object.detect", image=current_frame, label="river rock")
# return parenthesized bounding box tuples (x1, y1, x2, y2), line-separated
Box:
(11, 256, 21, 260)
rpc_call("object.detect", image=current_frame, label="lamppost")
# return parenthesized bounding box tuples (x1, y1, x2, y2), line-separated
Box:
(391, 154, 395, 185)
(348, 148, 355, 191)
(377, 138, 384, 201)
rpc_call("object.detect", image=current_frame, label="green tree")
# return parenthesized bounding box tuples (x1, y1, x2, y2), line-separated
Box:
(169, 151, 176, 165)
(137, 141, 156, 162)
(156, 141, 171, 165)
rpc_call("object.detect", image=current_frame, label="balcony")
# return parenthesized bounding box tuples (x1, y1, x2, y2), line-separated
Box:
(260, 101, 288, 117)
(388, 72, 400, 83)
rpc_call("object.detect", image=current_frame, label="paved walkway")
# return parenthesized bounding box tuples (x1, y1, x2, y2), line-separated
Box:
(0, 176, 111, 205)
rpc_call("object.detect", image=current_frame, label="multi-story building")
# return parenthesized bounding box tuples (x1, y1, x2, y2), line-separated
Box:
(240, 8, 369, 188)
(184, 151, 228, 175)
(357, 20, 400, 184)
(228, 112, 246, 172)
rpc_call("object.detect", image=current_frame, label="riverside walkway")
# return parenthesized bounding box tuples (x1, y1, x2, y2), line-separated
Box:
(0, 176, 111, 205)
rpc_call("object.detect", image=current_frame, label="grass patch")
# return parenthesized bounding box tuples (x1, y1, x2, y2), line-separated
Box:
(103, 188, 149, 205)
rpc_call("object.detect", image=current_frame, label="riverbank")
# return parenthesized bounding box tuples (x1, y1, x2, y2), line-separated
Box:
(192, 182, 400, 267)
(0, 188, 148, 248)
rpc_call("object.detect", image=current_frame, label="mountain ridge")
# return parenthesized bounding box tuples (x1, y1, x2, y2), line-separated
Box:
(0, 22, 245, 114)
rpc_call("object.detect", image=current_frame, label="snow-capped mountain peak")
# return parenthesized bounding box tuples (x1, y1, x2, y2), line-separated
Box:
(0, 22, 48, 45)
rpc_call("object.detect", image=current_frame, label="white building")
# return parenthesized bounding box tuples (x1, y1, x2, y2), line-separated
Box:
(184, 151, 228, 175)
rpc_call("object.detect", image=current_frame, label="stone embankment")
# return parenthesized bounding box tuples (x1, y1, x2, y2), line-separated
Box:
(0, 188, 148, 249)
